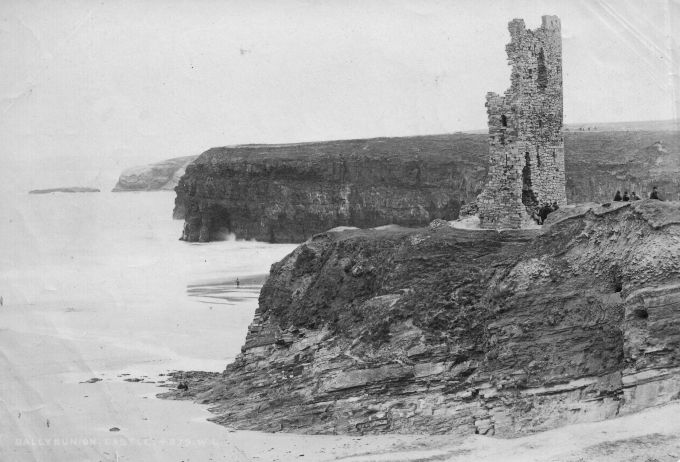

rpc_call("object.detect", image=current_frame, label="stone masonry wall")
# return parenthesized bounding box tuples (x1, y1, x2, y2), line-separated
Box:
(477, 15, 566, 229)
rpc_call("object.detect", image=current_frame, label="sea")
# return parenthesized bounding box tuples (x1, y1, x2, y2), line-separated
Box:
(0, 190, 297, 461)
(0, 190, 296, 370)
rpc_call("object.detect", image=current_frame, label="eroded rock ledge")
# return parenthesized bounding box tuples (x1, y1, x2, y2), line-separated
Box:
(161, 200, 680, 437)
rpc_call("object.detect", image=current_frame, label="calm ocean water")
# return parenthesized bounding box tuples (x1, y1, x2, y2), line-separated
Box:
(0, 190, 296, 370)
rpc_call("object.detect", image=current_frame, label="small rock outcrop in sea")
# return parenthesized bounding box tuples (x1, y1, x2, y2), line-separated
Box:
(29, 187, 100, 194)
(113, 155, 197, 192)
(161, 200, 680, 436)
(173, 130, 680, 242)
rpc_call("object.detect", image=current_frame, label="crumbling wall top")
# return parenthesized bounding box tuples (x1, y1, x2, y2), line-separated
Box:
(508, 18, 526, 36)
(542, 15, 561, 30)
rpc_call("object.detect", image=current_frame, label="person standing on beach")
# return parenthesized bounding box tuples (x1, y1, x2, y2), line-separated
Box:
(0, 296, 3, 306)
(236, 278, 240, 288)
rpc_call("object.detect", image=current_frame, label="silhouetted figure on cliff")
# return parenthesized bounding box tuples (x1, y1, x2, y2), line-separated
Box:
(622, 191, 630, 202)
(613, 191, 622, 201)
(650, 187, 661, 200)
(631, 192, 641, 201)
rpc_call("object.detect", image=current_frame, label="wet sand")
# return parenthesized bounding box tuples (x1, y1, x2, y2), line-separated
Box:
(186, 274, 267, 305)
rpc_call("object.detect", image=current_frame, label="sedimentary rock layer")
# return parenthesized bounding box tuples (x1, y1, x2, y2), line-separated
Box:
(163, 200, 680, 436)
(113, 155, 197, 192)
(174, 130, 679, 242)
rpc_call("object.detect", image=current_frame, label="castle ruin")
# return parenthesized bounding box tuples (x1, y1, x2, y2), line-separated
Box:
(477, 15, 566, 229)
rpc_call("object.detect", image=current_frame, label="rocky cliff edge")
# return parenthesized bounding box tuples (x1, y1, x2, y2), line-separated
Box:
(113, 155, 197, 192)
(174, 134, 486, 242)
(161, 200, 680, 437)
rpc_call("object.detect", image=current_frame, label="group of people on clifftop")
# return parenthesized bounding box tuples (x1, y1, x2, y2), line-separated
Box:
(523, 186, 665, 227)
(613, 190, 640, 201)
(528, 201, 559, 225)
(613, 186, 662, 202)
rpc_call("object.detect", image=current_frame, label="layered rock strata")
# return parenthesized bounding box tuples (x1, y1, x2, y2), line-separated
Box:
(163, 200, 680, 436)
(173, 130, 679, 242)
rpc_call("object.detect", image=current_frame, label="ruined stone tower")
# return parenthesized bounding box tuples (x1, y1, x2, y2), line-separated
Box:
(477, 15, 566, 229)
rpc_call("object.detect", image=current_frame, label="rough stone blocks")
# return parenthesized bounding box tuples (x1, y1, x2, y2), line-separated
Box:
(477, 15, 566, 229)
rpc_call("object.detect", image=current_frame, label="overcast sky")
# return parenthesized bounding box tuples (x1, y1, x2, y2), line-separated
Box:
(1, 0, 677, 190)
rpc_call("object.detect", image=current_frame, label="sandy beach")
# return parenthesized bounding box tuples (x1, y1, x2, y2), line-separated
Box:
(3, 292, 680, 462)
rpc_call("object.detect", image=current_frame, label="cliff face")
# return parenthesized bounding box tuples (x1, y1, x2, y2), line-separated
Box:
(174, 130, 679, 242)
(174, 135, 487, 242)
(565, 131, 680, 202)
(163, 200, 680, 437)
(113, 155, 197, 192)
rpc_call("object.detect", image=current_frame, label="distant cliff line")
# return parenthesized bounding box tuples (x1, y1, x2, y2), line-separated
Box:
(171, 129, 679, 243)
(113, 119, 678, 194)
(113, 155, 196, 192)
